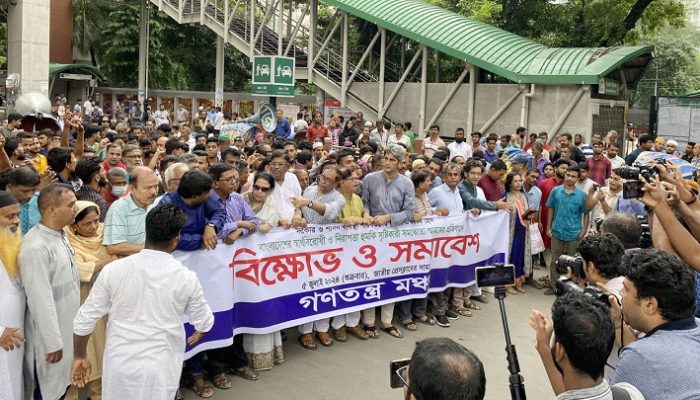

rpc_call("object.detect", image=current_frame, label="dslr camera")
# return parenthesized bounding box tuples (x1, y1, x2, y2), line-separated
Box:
(555, 255, 585, 278)
(554, 278, 611, 306)
(615, 161, 668, 199)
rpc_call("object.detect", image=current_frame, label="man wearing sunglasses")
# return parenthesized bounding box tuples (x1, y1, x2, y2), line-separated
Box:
(397, 338, 485, 400)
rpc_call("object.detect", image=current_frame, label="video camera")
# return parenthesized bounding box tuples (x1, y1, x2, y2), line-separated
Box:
(614, 160, 670, 199)
(555, 255, 584, 278)
(554, 278, 611, 306)
(638, 215, 652, 249)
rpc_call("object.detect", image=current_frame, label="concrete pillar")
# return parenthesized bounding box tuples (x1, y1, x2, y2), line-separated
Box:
(7, 0, 51, 96)
(138, 0, 149, 108)
(191, 97, 198, 121)
(215, 37, 225, 108)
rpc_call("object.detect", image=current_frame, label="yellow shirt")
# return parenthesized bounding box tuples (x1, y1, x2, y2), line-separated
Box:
(32, 154, 48, 175)
(340, 193, 364, 219)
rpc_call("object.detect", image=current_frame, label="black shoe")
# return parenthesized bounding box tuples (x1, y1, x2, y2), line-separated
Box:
(435, 315, 450, 327)
(445, 309, 460, 320)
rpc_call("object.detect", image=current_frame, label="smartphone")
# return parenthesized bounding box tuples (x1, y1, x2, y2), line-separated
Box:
(623, 181, 643, 199)
(475, 264, 516, 287)
(593, 184, 600, 191)
(389, 358, 411, 389)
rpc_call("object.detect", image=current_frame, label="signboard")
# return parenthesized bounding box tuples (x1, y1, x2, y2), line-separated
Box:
(59, 73, 92, 81)
(324, 98, 355, 122)
(598, 78, 620, 96)
(252, 56, 295, 97)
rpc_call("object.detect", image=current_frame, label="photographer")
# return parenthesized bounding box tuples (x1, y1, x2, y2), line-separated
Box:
(612, 249, 700, 399)
(400, 338, 486, 400)
(529, 292, 644, 399)
(565, 233, 626, 379)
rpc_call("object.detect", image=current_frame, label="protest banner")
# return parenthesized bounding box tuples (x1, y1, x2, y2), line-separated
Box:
(175, 211, 509, 358)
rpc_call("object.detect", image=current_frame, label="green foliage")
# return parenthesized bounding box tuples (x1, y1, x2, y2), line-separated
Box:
(99, 5, 250, 91)
(633, 23, 700, 107)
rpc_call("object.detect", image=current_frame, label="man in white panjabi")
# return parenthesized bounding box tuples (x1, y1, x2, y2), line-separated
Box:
(0, 190, 24, 400)
(20, 183, 81, 400)
(71, 204, 214, 400)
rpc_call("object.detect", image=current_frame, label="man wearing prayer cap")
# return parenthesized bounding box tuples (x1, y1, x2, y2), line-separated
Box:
(666, 139, 679, 156)
(0, 190, 25, 400)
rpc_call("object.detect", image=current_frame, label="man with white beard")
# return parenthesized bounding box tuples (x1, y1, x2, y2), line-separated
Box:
(0, 190, 24, 400)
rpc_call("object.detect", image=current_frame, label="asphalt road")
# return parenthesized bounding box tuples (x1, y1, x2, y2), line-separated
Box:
(183, 277, 556, 400)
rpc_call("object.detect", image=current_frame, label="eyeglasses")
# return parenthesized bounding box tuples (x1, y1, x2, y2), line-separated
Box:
(395, 365, 409, 387)
(253, 184, 271, 193)
(219, 176, 238, 183)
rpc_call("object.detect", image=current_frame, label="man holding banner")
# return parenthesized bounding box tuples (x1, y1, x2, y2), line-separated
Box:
(360, 143, 415, 339)
(292, 165, 346, 349)
(71, 205, 214, 400)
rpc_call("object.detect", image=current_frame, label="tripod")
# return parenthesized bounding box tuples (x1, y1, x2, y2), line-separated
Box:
(494, 285, 527, 400)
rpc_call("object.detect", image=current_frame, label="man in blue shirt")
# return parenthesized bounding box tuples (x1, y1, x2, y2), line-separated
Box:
(545, 164, 591, 293)
(483, 135, 498, 164)
(625, 134, 654, 166)
(158, 170, 226, 251)
(612, 249, 700, 399)
(4, 166, 40, 234)
(272, 109, 292, 139)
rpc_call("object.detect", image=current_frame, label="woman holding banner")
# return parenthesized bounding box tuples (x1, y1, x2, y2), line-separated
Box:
(241, 172, 285, 369)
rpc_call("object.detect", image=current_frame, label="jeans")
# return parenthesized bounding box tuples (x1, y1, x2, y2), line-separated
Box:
(428, 291, 448, 316)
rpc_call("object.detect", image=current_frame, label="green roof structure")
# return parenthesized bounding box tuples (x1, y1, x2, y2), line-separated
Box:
(49, 63, 106, 81)
(323, 0, 654, 85)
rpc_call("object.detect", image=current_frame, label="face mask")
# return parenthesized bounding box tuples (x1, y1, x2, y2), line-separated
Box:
(111, 185, 127, 197)
(455, 138, 465, 144)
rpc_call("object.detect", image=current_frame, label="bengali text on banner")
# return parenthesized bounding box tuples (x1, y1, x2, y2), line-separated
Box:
(175, 211, 509, 358)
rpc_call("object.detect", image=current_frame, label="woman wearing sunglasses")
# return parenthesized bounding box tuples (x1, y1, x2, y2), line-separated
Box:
(240, 172, 284, 370)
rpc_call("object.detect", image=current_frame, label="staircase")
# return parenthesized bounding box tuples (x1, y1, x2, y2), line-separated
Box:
(150, 0, 403, 121)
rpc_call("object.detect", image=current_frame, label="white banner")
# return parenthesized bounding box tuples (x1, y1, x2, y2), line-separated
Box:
(176, 211, 509, 358)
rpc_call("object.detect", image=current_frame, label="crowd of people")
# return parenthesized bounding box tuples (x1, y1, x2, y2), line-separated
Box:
(0, 100, 698, 400)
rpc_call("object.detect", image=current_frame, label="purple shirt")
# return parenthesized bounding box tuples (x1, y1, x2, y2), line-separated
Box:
(209, 190, 260, 238)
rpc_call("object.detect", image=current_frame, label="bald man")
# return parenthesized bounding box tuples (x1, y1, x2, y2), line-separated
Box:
(0, 191, 24, 400)
(103, 166, 159, 257)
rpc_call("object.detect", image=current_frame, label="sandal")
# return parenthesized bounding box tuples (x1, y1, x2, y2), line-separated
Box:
(415, 315, 436, 326)
(316, 332, 334, 347)
(364, 325, 380, 339)
(232, 366, 259, 381)
(465, 301, 481, 311)
(298, 333, 317, 350)
(401, 320, 418, 331)
(381, 325, 403, 338)
(191, 377, 214, 399)
(210, 372, 231, 390)
(333, 327, 348, 342)
(349, 325, 369, 340)
(454, 308, 473, 317)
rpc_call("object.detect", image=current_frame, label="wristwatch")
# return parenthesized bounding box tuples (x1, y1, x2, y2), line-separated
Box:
(307, 200, 314, 209)
(207, 223, 216, 231)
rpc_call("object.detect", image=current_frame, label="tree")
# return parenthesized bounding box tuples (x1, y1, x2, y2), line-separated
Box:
(632, 23, 700, 107)
(71, 0, 115, 67)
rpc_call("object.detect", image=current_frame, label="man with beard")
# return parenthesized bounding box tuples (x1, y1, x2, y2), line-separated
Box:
(0, 191, 24, 400)
(447, 128, 472, 160)
(19, 132, 49, 174)
(75, 157, 110, 220)
(585, 141, 611, 186)
(20, 183, 80, 400)
(47, 147, 83, 192)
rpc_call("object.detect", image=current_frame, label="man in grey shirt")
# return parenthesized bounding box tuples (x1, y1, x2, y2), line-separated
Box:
(360, 143, 415, 339)
(20, 183, 80, 399)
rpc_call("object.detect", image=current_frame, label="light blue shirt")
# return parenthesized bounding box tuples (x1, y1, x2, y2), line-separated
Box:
(525, 184, 542, 211)
(614, 197, 647, 218)
(546, 186, 588, 241)
(103, 194, 154, 245)
(20, 192, 40, 235)
(429, 184, 464, 214)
